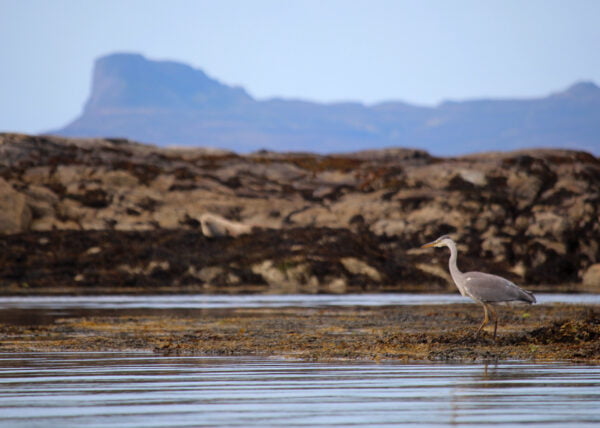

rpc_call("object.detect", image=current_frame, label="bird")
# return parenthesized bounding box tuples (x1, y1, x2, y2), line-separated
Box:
(421, 235, 536, 339)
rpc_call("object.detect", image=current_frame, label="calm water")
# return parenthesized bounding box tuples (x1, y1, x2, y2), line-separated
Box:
(2, 294, 598, 326)
(0, 353, 599, 427)
(0, 293, 599, 310)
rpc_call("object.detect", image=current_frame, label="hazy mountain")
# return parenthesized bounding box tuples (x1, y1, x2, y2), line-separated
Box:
(52, 53, 600, 155)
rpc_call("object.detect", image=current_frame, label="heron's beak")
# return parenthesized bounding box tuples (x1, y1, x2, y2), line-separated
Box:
(421, 241, 437, 248)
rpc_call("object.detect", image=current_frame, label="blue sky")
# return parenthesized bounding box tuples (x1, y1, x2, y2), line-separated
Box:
(1, 0, 599, 134)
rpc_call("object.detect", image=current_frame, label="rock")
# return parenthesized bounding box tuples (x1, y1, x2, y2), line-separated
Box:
(527, 211, 569, 238)
(24, 185, 58, 219)
(315, 170, 357, 186)
(0, 178, 32, 234)
(30, 217, 58, 231)
(327, 277, 348, 294)
(57, 199, 86, 225)
(150, 174, 176, 192)
(507, 174, 544, 208)
(21, 166, 52, 184)
(193, 266, 225, 284)
(101, 170, 139, 188)
(85, 246, 102, 255)
(0, 133, 598, 287)
(414, 263, 452, 285)
(251, 259, 319, 293)
(371, 219, 408, 237)
(582, 264, 600, 290)
(458, 169, 487, 186)
(153, 206, 187, 229)
(481, 235, 510, 262)
(199, 213, 253, 237)
(53, 165, 95, 190)
(340, 257, 382, 282)
(251, 260, 288, 290)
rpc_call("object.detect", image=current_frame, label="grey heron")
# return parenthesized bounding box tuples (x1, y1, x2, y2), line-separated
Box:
(421, 235, 536, 338)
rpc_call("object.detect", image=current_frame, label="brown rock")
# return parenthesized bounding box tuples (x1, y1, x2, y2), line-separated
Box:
(25, 185, 58, 219)
(1, 133, 598, 287)
(199, 213, 253, 237)
(340, 257, 382, 282)
(582, 264, 600, 290)
(0, 178, 32, 234)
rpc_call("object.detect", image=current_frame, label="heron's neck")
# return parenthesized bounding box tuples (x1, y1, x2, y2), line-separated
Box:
(446, 241, 464, 292)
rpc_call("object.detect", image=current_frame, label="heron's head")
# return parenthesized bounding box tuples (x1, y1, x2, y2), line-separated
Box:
(421, 235, 453, 249)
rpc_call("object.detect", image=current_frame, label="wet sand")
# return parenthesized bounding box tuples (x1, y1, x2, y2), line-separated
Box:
(0, 303, 598, 362)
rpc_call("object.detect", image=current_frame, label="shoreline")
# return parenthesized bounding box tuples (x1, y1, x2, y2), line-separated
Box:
(2, 134, 599, 293)
(0, 302, 598, 363)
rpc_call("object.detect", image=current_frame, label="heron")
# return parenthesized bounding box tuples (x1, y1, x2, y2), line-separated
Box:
(421, 235, 536, 338)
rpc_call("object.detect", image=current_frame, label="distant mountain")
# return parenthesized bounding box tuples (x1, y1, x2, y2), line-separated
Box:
(52, 53, 600, 155)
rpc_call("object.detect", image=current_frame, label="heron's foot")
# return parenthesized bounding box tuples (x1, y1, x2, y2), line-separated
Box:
(475, 323, 486, 338)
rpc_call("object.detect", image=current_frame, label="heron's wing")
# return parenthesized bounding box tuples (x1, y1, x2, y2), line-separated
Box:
(462, 271, 535, 303)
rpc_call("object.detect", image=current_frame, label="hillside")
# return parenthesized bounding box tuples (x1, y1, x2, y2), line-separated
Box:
(52, 53, 600, 155)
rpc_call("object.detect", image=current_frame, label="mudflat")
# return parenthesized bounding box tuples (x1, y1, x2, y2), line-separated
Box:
(1, 302, 598, 362)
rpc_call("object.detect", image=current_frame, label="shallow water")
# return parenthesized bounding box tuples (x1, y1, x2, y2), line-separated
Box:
(0, 353, 598, 427)
(0, 293, 598, 310)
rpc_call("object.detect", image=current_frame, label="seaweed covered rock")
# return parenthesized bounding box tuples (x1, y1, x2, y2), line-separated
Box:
(0, 228, 440, 293)
(1, 133, 599, 289)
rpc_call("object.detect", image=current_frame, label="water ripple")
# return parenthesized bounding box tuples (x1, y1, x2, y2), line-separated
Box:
(0, 353, 598, 427)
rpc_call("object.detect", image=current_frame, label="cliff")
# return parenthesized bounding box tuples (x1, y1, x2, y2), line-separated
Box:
(52, 53, 600, 155)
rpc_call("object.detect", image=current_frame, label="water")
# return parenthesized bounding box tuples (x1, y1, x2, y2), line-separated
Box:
(2, 293, 597, 326)
(0, 293, 598, 310)
(0, 353, 598, 427)
(0, 294, 598, 426)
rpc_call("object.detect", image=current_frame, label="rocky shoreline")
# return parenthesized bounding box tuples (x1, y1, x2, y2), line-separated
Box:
(1, 303, 598, 362)
(1, 133, 599, 292)
(1, 134, 599, 363)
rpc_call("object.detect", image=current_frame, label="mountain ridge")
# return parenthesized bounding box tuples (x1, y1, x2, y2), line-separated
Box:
(52, 53, 600, 155)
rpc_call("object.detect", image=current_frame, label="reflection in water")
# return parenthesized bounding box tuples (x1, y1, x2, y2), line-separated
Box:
(450, 363, 600, 426)
(0, 353, 598, 427)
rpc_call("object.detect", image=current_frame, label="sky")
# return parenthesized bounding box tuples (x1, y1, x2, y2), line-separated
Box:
(1, 0, 599, 134)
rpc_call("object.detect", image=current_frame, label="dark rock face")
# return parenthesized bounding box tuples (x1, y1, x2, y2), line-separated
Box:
(0, 228, 428, 293)
(0, 133, 599, 292)
(52, 53, 600, 155)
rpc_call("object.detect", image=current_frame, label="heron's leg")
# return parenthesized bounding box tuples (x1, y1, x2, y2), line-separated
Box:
(488, 305, 498, 339)
(475, 303, 489, 337)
